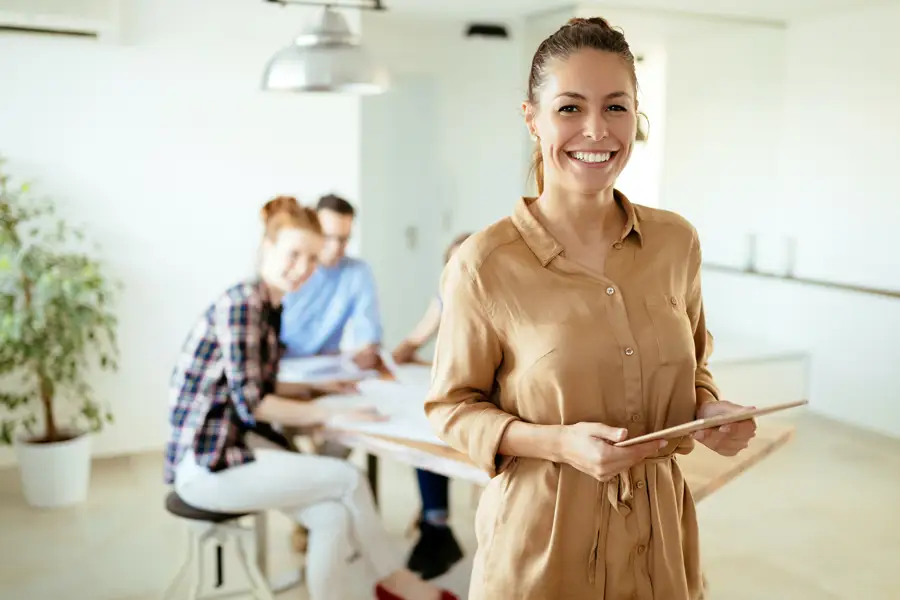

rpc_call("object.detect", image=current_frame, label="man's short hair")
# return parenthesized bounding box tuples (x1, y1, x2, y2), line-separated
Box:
(316, 194, 356, 217)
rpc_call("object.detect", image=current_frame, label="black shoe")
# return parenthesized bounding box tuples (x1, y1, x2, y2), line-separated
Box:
(406, 521, 464, 580)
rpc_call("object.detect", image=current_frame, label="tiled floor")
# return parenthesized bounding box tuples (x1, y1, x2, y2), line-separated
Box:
(0, 412, 898, 599)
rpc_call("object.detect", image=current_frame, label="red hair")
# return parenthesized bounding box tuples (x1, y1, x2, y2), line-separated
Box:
(260, 196, 321, 240)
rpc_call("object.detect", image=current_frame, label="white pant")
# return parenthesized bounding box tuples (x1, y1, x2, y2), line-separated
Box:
(174, 448, 403, 600)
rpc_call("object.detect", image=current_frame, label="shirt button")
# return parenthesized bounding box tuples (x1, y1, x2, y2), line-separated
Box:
(624, 347, 634, 356)
(613, 242, 623, 249)
(606, 286, 615, 296)
(669, 296, 678, 306)
(636, 480, 645, 489)
(631, 414, 641, 422)
(637, 545, 646, 555)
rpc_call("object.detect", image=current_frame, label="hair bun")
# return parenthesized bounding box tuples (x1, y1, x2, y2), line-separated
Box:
(261, 195, 301, 224)
(565, 16, 615, 32)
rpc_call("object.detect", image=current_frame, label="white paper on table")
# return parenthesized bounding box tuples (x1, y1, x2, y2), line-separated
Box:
(278, 354, 379, 384)
(315, 379, 447, 447)
(378, 350, 433, 386)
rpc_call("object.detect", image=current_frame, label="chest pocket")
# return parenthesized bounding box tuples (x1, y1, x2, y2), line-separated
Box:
(644, 293, 695, 367)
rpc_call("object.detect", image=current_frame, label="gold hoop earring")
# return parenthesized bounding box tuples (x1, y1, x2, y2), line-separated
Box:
(636, 111, 650, 142)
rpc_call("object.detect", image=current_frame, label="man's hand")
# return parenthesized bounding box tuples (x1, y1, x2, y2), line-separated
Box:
(693, 400, 757, 457)
(352, 345, 380, 370)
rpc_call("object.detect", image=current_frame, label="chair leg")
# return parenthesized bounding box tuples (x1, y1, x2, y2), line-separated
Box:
(190, 531, 205, 600)
(163, 527, 200, 600)
(236, 531, 276, 600)
(254, 513, 268, 579)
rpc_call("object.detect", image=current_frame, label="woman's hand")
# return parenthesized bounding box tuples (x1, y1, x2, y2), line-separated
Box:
(693, 400, 757, 456)
(391, 340, 419, 365)
(311, 380, 360, 395)
(559, 423, 664, 482)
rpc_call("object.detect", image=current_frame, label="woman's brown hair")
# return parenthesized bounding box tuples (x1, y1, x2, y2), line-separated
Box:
(527, 17, 638, 194)
(260, 196, 322, 240)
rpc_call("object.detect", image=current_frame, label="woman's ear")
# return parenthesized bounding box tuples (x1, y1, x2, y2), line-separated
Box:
(522, 101, 538, 141)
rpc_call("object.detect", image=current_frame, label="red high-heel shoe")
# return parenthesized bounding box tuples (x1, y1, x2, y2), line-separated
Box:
(375, 584, 459, 600)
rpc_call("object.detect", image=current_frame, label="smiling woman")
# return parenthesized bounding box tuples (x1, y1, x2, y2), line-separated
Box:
(425, 15, 758, 600)
(164, 195, 458, 600)
(525, 17, 639, 196)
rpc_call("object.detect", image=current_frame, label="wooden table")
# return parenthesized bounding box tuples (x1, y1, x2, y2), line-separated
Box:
(261, 418, 794, 592)
(268, 374, 795, 591)
(278, 367, 797, 503)
(324, 420, 796, 504)
(260, 420, 793, 592)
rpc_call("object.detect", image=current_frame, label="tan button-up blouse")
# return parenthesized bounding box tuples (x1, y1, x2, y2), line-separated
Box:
(426, 192, 720, 600)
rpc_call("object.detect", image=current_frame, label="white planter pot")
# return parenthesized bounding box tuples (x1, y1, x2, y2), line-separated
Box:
(15, 432, 92, 508)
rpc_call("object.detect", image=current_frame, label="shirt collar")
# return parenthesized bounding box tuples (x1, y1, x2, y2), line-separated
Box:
(253, 279, 279, 313)
(616, 190, 643, 245)
(511, 189, 643, 267)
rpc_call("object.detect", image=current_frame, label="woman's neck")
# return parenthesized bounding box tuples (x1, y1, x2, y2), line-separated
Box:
(263, 281, 284, 307)
(533, 185, 623, 247)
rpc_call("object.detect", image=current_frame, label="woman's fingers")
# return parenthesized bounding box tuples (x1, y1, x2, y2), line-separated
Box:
(695, 421, 756, 455)
(596, 440, 664, 480)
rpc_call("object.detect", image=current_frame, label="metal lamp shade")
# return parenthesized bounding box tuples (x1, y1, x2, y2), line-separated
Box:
(261, 6, 388, 95)
(262, 44, 388, 94)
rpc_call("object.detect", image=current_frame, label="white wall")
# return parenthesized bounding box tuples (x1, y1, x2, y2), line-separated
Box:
(358, 12, 528, 347)
(361, 11, 528, 235)
(662, 5, 900, 438)
(781, 3, 900, 291)
(0, 0, 362, 466)
(660, 25, 787, 247)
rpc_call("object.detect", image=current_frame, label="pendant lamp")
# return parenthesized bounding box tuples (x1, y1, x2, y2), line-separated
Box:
(262, 5, 388, 95)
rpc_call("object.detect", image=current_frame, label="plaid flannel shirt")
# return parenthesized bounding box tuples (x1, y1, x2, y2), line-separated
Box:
(164, 280, 282, 484)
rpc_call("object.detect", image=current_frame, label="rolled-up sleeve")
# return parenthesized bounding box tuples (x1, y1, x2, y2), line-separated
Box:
(687, 231, 720, 408)
(424, 258, 518, 478)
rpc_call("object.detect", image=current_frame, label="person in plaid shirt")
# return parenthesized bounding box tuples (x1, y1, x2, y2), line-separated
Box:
(166, 196, 457, 600)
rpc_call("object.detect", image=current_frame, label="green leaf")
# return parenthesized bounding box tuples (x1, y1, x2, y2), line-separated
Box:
(22, 414, 36, 435)
(0, 421, 15, 445)
(0, 157, 121, 445)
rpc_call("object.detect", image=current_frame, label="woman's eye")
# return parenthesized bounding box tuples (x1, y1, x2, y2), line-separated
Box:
(607, 104, 627, 112)
(558, 105, 579, 113)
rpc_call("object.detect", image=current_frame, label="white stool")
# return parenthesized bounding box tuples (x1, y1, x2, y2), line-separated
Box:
(163, 491, 274, 600)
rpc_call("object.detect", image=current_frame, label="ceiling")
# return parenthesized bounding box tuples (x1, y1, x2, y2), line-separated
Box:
(383, 0, 898, 23)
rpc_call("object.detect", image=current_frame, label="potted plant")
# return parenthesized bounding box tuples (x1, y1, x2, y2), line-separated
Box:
(0, 158, 120, 508)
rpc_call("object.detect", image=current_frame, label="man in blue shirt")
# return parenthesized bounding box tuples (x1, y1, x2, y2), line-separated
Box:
(280, 194, 381, 369)
(281, 194, 384, 561)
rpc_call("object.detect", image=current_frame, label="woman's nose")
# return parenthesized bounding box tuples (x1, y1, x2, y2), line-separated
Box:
(583, 113, 609, 140)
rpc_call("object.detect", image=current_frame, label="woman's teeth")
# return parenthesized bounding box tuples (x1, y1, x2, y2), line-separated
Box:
(569, 151, 612, 164)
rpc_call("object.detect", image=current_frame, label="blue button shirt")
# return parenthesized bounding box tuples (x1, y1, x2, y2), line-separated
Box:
(280, 257, 382, 357)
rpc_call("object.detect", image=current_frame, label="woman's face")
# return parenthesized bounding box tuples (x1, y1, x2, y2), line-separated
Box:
(524, 48, 638, 196)
(260, 228, 323, 294)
